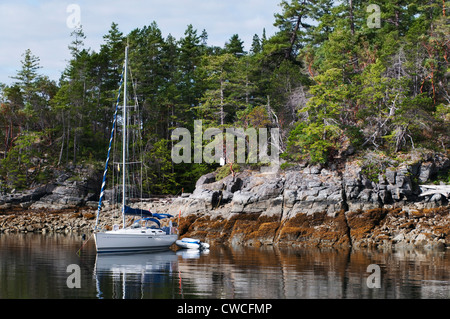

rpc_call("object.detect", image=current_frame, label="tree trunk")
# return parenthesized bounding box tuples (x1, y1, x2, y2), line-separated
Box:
(220, 79, 224, 127)
(286, 15, 302, 60)
(349, 0, 355, 36)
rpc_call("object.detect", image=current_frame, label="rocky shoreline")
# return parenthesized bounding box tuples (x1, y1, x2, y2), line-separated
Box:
(0, 200, 174, 235)
(0, 154, 449, 250)
(1, 202, 448, 250)
(164, 153, 450, 250)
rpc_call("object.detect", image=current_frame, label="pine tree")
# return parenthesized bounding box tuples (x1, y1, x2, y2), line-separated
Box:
(198, 53, 249, 128)
(68, 25, 86, 58)
(272, 0, 314, 62)
(11, 49, 42, 119)
(225, 34, 245, 56)
(177, 24, 205, 116)
(128, 22, 167, 140)
(250, 34, 262, 55)
(12, 49, 41, 95)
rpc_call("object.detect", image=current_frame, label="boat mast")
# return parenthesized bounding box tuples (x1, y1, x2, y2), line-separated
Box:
(122, 46, 128, 229)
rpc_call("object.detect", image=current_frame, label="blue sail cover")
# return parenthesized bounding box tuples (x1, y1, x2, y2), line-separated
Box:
(124, 206, 174, 219)
(142, 217, 161, 228)
(124, 206, 153, 217)
(153, 213, 173, 219)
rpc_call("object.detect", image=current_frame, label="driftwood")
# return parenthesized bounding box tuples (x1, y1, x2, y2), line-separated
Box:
(419, 185, 450, 197)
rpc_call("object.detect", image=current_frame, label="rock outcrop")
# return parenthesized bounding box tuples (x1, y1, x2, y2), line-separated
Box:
(0, 165, 101, 211)
(163, 154, 449, 249)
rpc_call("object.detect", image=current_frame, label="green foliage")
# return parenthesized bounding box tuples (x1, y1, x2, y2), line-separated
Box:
(282, 0, 449, 165)
(360, 151, 398, 183)
(284, 121, 340, 164)
(177, 163, 213, 193)
(225, 34, 245, 56)
(143, 139, 178, 194)
(197, 53, 252, 128)
(1, 1, 449, 192)
(361, 162, 382, 183)
(237, 105, 271, 129)
(433, 169, 450, 185)
(1, 131, 45, 189)
(215, 163, 241, 181)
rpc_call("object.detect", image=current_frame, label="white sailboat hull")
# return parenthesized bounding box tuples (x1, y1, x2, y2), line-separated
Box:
(94, 228, 178, 253)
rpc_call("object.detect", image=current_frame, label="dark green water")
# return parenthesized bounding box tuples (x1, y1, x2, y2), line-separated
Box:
(0, 233, 448, 299)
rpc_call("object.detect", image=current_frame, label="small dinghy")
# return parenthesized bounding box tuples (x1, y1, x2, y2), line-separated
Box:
(176, 238, 210, 250)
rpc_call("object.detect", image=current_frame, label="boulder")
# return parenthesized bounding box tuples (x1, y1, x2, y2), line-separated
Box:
(195, 172, 216, 187)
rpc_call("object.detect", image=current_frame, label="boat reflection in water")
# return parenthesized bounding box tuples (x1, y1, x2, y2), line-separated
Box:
(176, 248, 210, 260)
(93, 248, 211, 299)
(94, 251, 180, 299)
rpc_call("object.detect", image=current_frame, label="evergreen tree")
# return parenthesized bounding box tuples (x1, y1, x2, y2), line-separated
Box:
(198, 53, 249, 128)
(250, 34, 262, 55)
(10, 49, 45, 129)
(225, 34, 245, 56)
(177, 24, 205, 117)
(11, 49, 41, 104)
(272, 0, 314, 62)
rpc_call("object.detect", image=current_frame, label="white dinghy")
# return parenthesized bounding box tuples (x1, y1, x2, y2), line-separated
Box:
(176, 237, 210, 250)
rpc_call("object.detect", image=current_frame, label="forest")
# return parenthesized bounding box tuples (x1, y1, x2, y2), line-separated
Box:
(0, 0, 449, 194)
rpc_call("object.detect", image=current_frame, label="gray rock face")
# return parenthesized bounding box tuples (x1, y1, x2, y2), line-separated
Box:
(171, 154, 449, 220)
(1, 166, 101, 211)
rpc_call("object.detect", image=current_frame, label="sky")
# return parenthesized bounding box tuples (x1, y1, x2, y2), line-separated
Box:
(0, 0, 281, 85)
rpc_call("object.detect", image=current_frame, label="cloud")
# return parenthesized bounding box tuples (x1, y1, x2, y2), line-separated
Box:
(0, 0, 280, 85)
(0, 1, 71, 84)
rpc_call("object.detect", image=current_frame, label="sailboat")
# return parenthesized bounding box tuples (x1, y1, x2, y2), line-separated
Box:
(93, 46, 178, 253)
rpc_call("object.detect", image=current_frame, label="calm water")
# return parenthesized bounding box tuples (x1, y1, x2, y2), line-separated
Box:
(0, 233, 448, 299)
